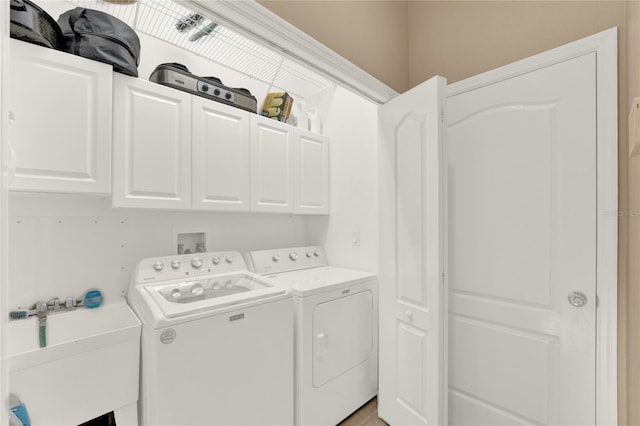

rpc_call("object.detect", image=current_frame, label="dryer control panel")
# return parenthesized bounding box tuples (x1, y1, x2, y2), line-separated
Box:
(134, 251, 246, 284)
(246, 246, 327, 275)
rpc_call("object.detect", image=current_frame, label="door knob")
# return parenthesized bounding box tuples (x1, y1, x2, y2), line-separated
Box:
(405, 310, 413, 320)
(568, 291, 587, 307)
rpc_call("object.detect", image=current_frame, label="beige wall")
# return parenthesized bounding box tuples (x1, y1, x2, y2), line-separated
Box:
(257, 0, 409, 93)
(263, 1, 634, 423)
(407, 1, 626, 85)
(626, 2, 640, 425)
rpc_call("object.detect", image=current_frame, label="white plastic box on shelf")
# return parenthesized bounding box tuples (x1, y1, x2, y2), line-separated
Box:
(6, 301, 141, 426)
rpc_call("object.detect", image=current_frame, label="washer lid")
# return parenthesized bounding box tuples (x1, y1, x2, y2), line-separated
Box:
(264, 266, 376, 297)
(144, 272, 286, 318)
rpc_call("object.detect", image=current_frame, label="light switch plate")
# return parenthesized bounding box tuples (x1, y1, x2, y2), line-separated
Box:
(629, 97, 640, 157)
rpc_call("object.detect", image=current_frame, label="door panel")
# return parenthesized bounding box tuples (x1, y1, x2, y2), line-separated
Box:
(9, 40, 112, 194)
(449, 105, 554, 305)
(396, 322, 428, 416)
(250, 116, 294, 213)
(192, 97, 250, 211)
(379, 76, 446, 426)
(447, 53, 596, 425)
(396, 115, 426, 306)
(449, 317, 555, 424)
(294, 129, 329, 214)
(113, 75, 191, 209)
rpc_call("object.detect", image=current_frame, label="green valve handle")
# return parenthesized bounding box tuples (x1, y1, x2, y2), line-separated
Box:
(38, 319, 46, 348)
(37, 302, 47, 348)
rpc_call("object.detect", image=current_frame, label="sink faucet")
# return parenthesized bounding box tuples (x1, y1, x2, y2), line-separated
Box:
(47, 297, 60, 311)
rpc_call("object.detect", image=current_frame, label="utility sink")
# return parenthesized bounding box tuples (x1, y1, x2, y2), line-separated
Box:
(7, 300, 141, 426)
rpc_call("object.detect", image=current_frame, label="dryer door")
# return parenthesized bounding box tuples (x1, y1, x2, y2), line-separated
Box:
(312, 290, 373, 387)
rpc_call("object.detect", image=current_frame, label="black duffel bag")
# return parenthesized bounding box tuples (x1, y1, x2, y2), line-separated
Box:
(58, 7, 140, 77)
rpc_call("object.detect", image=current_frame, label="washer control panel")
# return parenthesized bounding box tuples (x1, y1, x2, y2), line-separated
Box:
(135, 251, 245, 283)
(246, 246, 327, 275)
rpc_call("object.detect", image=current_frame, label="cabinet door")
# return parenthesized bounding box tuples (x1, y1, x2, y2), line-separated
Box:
(9, 40, 112, 194)
(192, 98, 250, 211)
(250, 115, 294, 213)
(113, 75, 191, 209)
(294, 129, 329, 214)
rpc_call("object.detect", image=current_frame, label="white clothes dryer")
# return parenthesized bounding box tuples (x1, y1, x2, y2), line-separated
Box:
(246, 246, 378, 426)
(128, 251, 294, 426)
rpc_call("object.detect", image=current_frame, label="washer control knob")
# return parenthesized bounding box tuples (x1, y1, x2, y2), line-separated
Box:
(171, 260, 181, 269)
(306, 252, 313, 258)
(191, 257, 203, 269)
(272, 255, 281, 262)
(212, 256, 221, 265)
(289, 252, 299, 261)
(225, 255, 233, 264)
(190, 283, 204, 296)
(153, 261, 164, 271)
(313, 251, 321, 257)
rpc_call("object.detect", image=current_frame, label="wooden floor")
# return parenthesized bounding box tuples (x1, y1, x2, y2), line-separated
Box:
(338, 397, 388, 426)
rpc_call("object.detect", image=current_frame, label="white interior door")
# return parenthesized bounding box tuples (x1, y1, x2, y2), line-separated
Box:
(447, 53, 597, 425)
(378, 76, 446, 426)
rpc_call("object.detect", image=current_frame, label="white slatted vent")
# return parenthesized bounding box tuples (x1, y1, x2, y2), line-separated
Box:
(69, 0, 332, 99)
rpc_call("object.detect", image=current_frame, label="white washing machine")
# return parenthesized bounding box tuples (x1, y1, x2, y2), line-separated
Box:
(246, 246, 378, 426)
(127, 251, 294, 426)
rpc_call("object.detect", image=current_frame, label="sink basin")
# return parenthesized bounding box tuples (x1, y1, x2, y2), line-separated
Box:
(8, 301, 140, 370)
(7, 300, 141, 425)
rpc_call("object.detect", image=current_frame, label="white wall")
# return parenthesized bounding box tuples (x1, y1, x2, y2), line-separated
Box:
(306, 86, 379, 272)
(8, 194, 306, 308)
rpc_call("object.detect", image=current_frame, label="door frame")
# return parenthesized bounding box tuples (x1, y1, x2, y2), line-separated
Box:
(1, 1, 9, 425)
(447, 27, 618, 425)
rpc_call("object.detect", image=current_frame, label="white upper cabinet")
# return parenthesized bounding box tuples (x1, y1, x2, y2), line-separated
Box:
(112, 75, 192, 209)
(8, 40, 112, 194)
(251, 115, 295, 213)
(294, 129, 329, 214)
(192, 97, 251, 211)
(113, 74, 329, 214)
